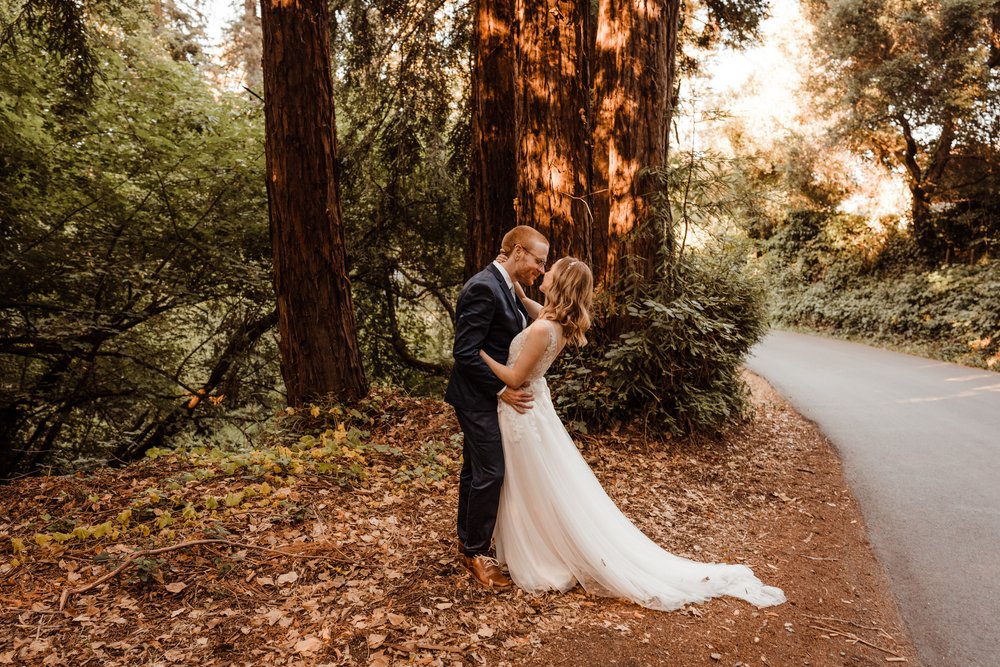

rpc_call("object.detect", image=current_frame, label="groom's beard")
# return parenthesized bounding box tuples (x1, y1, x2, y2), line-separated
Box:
(516, 269, 540, 286)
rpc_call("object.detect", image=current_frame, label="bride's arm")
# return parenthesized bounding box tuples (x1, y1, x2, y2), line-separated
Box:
(480, 323, 551, 389)
(513, 282, 543, 320)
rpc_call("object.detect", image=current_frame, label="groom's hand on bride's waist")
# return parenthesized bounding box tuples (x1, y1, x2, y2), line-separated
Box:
(499, 386, 533, 413)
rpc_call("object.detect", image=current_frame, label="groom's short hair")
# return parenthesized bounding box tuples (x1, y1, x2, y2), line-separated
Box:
(500, 225, 547, 255)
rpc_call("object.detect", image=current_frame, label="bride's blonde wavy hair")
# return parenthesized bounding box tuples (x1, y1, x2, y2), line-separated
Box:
(540, 257, 593, 347)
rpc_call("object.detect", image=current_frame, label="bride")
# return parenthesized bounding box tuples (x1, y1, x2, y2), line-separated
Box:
(479, 257, 785, 611)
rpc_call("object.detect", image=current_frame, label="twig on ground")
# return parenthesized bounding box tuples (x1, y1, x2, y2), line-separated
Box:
(809, 623, 903, 658)
(58, 538, 353, 611)
(804, 613, 894, 638)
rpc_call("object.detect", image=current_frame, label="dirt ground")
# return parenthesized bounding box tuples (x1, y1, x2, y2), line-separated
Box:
(0, 372, 917, 666)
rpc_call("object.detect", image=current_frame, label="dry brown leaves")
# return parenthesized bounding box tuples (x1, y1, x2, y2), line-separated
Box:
(0, 376, 918, 666)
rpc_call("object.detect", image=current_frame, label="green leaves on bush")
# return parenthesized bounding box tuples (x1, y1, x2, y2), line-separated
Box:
(551, 250, 768, 436)
(763, 211, 1000, 369)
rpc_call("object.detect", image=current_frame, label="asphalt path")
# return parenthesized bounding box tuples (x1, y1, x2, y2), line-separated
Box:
(746, 330, 1000, 667)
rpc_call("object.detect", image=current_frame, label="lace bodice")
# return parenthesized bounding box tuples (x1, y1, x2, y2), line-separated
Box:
(507, 321, 562, 384)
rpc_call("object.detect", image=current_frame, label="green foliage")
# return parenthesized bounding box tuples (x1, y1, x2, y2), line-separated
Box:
(393, 437, 458, 486)
(810, 0, 995, 147)
(0, 0, 787, 473)
(0, 5, 274, 477)
(1, 0, 100, 98)
(7, 398, 386, 565)
(679, 0, 770, 73)
(332, 0, 470, 391)
(926, 196, 1000, 261)
(546, 147, 770, 437)
(764, 210, 887, 287)
(763, 210, 1000, 369)
(552, 249, 767, 435)
(806, 0, 1000, 260)
(1, 0, 473, 476)
(130, 557, 166, 587)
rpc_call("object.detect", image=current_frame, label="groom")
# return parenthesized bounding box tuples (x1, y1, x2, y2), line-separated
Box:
(445, 225, 549, 589)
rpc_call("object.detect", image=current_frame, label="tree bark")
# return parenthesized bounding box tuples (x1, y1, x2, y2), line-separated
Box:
(260, 0, 368, 406)
(592, 0, 680, 289)
(467, 0, 518, 279)
(897, 112, 955, 261)
(514, 0, 593, 265)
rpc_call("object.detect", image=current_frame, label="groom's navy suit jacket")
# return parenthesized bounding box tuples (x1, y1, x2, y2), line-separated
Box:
(445, 264, 529, 411)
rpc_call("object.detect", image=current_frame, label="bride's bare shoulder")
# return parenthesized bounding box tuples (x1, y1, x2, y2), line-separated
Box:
(532, 317, 564, 342)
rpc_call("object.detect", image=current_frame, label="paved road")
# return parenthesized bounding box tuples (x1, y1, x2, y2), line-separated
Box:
(747, 331, 1000, 667)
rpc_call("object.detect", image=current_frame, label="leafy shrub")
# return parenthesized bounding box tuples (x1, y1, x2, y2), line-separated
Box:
(763, 210, 1000, 369)
(0, 11, 275, 478)
(550, 248, 768, 435)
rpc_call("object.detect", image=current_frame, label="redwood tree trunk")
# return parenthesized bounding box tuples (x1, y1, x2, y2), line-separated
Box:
(592, 0, 680, 288)
(467, 0, 518, 279)
(260, 0, 368, 405)
(514, 0, 593, 265)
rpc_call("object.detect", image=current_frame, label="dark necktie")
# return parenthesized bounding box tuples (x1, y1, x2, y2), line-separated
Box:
(511, 286, 526, 329)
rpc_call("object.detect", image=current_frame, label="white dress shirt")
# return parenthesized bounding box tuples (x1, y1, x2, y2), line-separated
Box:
(492, 261, 526, 329)
(491, 261, 526, 396)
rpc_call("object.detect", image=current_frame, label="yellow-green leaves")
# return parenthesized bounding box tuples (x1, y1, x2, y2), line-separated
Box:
(91, 522, 114, 539)
(154, 511, 174, 530)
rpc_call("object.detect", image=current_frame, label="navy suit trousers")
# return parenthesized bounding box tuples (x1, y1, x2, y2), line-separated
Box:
(454, 407, 504, 557)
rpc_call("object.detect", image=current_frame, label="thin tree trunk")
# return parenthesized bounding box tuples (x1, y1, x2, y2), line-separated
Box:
(910, 187, 936, 259)
(592, 0, 680, 290)
(897, 113, 955, 262)
(111, 309, 280, 464)
(382, 280, 450, 376)
(241, 0, 264, 91)
(514, 0, 593, 265)
(260, 0, 368, 406)
(467, 0, 518, 279)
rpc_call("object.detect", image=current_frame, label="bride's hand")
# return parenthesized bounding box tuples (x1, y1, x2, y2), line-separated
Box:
(495, 251, 509, 263)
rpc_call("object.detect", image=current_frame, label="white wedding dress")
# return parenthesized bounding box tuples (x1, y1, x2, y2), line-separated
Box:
(494, 321, 786, 611)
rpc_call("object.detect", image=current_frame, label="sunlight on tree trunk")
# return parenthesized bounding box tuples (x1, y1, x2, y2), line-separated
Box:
(260, 0, 368, 405)
(467, 0, 518, 278)
(593, 0, 680, 289)
(514, 0, 593, 266)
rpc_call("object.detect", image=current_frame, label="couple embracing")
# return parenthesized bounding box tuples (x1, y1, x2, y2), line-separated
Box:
(445, 226, 785, 611)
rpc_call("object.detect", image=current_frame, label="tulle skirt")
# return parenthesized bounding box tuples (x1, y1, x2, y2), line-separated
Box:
(494, 379, 786, 611)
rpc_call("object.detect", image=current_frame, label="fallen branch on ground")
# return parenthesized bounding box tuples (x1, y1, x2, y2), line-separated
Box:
(58, 538, 352, 611)
(804, 613, 894, 639)
(809, 622, 903, 658)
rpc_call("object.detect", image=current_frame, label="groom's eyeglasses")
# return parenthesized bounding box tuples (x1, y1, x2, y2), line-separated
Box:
(517, 245, 547, 271)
